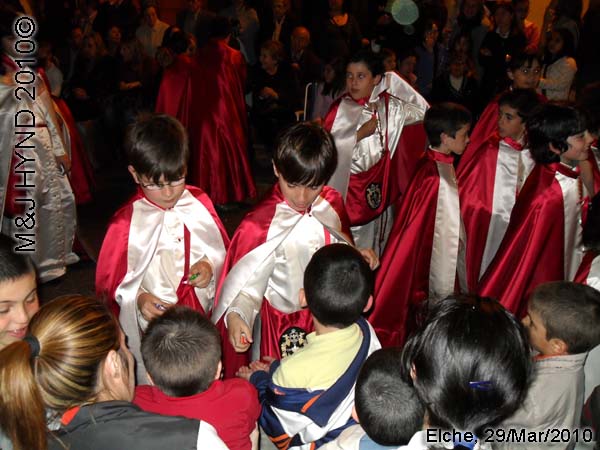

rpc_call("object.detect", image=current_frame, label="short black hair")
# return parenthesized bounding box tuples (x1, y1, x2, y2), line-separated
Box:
(141, 306, 221, 397)
(303, 244, 373, 328)
(530, 282, 600, 354)
(424, 102, 472, 147)
(497, 88, 540, 121)
(507, 51, 540, 72)
(356, 348, 424, 446)
(583, 192, 600, 251)
(527, 103, 586, 164)
(348, 49, 384, 78)
(577, 81, 600, 136)
(207, 16, 232, 40)
(126, 114, 189, 184)
(273, 122, 337, 187)
(401, 295, 532, 437)
(0, 235, 35, 283)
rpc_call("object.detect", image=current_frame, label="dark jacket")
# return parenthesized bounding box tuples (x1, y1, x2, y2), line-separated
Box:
(48, 401, 205, 450)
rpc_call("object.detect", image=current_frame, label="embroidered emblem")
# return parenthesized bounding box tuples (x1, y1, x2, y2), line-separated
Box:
(279, 327, 307, 358)
(365, 183, 382, 210)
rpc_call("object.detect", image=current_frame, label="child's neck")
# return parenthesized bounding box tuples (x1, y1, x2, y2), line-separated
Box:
(430, 145, 451, 155)
(312, 317, 343, 336)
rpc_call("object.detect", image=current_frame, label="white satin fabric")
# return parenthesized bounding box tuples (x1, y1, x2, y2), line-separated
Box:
(328, 71, 429, 199)
(479, 142, 535, 278)
(213, 195, 347, 328)
(115, 190, 227, 382)
(0, 75, 78, 282)
(556, 170, 584, 280)
(587, 254, 600, 291)
(429, 158, 461, 299)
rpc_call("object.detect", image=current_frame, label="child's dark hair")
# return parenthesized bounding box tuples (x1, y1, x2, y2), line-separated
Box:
(526, 103, 586, 164)
(424, 102, 472, 147)
(507, 51, 540, 72)
(497, 88, 540, 121)
(321, 57, 346, 97)
(273, 122, 337, 187)
(583, 192, 600, 251)
(141, 306, 221, 397)
(303, 243, 373, 328)
(546, 28, 575, 60)
(530, 282, 600, 354)
(126, 113, 189, 184)
(577, 81, 600, 136)
(401, 295, 532, 437)
(348, 49, 384, 78)
(0, 235, 35, 283)
(356, 348, 424, 446)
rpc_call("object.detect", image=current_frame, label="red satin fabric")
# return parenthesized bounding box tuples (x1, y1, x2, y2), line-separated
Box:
(457, 133, 502, 292)
(574, 251, 598, 285)
(174, 227, 206, 315)
(369, 150, 452, 348)
(259, 301, 313, 360)
(95, 186, 229, 316)
(190, 41, 256, 205)
(324, 96, 427, 226)
(215, 184, 350, 378)
(155, 54, 194, 128)
(477, 163, 577, 317)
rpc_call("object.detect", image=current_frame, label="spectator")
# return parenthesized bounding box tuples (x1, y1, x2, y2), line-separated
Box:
(258, 0, 298, 55)
(219, 0, 260, 65)
(177, 0, 215, 48)
(136, 5, 170, 58)
(539, 28, 577, 101)
(313, 0, 365, 62)
(309, 56, 346, 124)
(290, 26, 322, 89)
(513, 0, 539, 54)
(414, 19, 440, 98)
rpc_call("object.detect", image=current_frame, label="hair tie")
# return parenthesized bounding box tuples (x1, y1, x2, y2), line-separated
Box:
(23, 335, 40, 358)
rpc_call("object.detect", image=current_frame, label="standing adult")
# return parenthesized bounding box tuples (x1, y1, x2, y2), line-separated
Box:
(136, 5, 170, 58)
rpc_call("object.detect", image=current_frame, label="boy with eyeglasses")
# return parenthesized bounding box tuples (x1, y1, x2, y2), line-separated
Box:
(96, 114, 230, 383)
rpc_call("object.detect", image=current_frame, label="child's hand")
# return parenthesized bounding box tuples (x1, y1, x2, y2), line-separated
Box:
(358, 248, 380, 270)
(235, 365, 254, 381)
(227, 312, 253, 352)
(249, 356, 276, 372)
(137, 292, 171, 321)
(357, 114, 377, 142)
(187, 260, 213, 288)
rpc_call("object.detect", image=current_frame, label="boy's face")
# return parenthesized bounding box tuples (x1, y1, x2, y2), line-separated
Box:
(274, 167, 323, 213)
(508, 61, 541, 89)
(443, 123, 471, 155)
(129, 167, 186, 210)
(558, 131, 592, 164)
(346, 62, 381, 101)
(522, 305, 554, 355)
(498, 105, 525, 141)
(0, 272, 38, 349)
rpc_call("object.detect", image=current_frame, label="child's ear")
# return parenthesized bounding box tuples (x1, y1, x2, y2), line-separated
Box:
(351, 405, 360, 423)
(214, 361, 223, 380)
(128, 165, 140, 184)
(439, 132, 449, 146)
(549, 337, 568, 355)
(363, 295, 373, 313)
(374, 74, 383, 85)
(548, 143, 562, 156)
(146, 373, 155, 386)
(101, 349, 123, 389)
(507, 69, 515, 81)
(299, 288, 308, 308)
(272, 162, 280, 179)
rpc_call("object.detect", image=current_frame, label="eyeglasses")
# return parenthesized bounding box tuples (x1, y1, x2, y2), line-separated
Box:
(140, 177, 186, 191)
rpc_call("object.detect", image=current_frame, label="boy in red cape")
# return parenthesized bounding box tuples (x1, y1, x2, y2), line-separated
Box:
(458, 89, 540, 292)
(478, 104, 593, 317)
(369, 103, 472, 348)
(212, 123, 378, 378)
(96, 114, 229, 383)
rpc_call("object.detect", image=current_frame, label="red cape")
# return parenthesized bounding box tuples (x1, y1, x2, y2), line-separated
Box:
(574, 251, 599, 285)
(457, 134, 505, 292)
(369, 150, 455, 348)
(214, 184, 350, 378)
(477, 163, 579, 317)
(155, 54, 194, 129)
(324, 95, 427, 225)
(95, 185, 230, 317)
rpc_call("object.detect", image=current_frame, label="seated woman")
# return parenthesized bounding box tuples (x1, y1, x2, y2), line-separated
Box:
(0, 295, 228, 450)
(250, 40, 300, 154)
